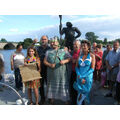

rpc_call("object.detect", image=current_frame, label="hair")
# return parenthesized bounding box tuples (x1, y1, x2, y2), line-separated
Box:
(81, 40, 91, 52)
(73, 39, 81, 45)
(27, 46, 38, 58)
(16, 44, 22, 49)
(106, 44, 112, 48)
(0, 58, 4, 75)
(96, 44, 102, 49)
(40, 35, 49, 41)
(114, 40, 119, 44)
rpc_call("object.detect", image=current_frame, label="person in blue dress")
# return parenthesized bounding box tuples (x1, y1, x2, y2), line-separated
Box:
(73, 40, 95, 105)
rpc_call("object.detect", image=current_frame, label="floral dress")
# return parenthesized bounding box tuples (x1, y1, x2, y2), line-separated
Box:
(24, 56, 40, 89)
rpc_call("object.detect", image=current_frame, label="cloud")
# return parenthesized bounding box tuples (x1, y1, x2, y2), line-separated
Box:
(0, 19, 3, 22)
(9, 28, 19, 32)
(1, 15, 120, 42)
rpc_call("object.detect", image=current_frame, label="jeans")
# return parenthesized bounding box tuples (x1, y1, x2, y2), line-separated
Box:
(14, 68, 23, 89)
(116, 81, 120, 102)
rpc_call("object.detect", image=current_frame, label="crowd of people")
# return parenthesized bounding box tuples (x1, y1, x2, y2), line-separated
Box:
(0, 35, 120, 105)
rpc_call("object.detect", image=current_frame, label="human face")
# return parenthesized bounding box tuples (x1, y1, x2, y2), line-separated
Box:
(41, 36, 48, 46)
(53, 41, 59, 49)
(107, 45, 111, 51)
(17, 45, 23, 52)
(113, 42, 119, 51)
(81, 43, 89, 53)
(73, 41, 80, 51)
(29, 49, 35, 57)
(93, 43, 97, 49)
(96, 47, 100, 52)
(50, 42, 54, 48)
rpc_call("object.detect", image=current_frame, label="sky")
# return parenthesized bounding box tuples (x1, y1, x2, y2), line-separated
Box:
(0, 15, 120, 42)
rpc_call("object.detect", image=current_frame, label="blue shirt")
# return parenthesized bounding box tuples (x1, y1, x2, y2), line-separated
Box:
(106, 48, 120, 74)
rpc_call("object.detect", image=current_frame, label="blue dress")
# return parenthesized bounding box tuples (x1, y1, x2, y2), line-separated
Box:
(73, 53, 94, 104)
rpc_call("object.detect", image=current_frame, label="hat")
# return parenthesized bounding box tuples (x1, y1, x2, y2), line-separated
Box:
(50, 37, 59, 42)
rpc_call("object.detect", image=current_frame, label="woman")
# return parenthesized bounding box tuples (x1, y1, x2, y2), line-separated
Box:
(73, 40, 95, 105)
(24, 46, 41, 105)
(94, 44, 103, 82)
(44, 37, 71, 104)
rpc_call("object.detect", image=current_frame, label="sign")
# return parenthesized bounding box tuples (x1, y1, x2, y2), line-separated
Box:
(19, 63, 42, 83)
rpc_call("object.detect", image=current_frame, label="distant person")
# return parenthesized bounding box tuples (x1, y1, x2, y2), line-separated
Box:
(0, 53, 4, 81)
(70, 40, 81, 105)
(10, 44, 25, 91)
(33, 35, 51, 104)
(92, 42, 97, 53)
(73, 40, 95, 105)
(60, 22, 81, 50)
(24, 46, 41, 105)
(44, 37, 71, 104)
(102, 44, 112, 87)
(115, 61, 120, 105)
(93, 44, 103, 82)
(0, 57, 4, 91)
(105, 41, 120, 97)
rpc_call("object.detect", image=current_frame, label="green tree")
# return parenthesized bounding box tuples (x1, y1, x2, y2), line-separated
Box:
(23, 38, 33, 49)
(85, 32, 98, 44)
(0, 38, 7, 43)
(104, 38, 107, 44)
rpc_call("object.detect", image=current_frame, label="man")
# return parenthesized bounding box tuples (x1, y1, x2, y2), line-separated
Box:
(102, 44, 112, 87)
(11, 44, 25, 91)
(70, 40, 81, 105)
(105, 41, 120, 97)
(92, 42, 97, 53)
(60, 22, 81, 50)
(33, 35, 51, 104)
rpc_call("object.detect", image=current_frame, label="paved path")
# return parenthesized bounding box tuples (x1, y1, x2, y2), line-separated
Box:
(0, 78, 116, 105)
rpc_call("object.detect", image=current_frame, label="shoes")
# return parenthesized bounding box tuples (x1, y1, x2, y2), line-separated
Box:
(105, 93, 112, 97)
(39, 99, 45, 105)
(114, 101, 120, 105)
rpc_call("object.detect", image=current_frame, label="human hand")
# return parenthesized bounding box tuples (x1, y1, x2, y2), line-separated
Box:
(60, 60, 65, 65)
(11, 66, 14, 71)
(24, 63, 28, 66)
(82, 79, 86, 84)
(50, 64, 56, 68)
(108, 65, 112, 71)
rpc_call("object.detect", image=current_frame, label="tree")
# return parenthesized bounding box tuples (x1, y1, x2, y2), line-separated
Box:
(23, 38, 33, 49)
(104, 38, 107, 44)
(0, 38, 7, 43)
(85, 32, 98, 44)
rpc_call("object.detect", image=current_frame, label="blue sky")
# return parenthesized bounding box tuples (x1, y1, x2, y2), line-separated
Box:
(0, 15, 120, 42)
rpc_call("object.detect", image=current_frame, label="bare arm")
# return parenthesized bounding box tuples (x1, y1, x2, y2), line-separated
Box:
(10, 55, 14, 71)
(75, 27, 81, 38)
(44, 57, 55, 68)
(36, 57, 41, 72)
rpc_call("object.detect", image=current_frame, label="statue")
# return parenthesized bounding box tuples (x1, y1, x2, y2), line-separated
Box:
(60, 22, 81, 50)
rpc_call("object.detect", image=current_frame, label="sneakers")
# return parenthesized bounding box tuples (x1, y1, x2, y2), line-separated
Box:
(105, 93, 112, 97)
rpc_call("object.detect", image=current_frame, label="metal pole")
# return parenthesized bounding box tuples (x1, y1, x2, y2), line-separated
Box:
(0, 82, 25, 105)
(59, 15, 62, 44)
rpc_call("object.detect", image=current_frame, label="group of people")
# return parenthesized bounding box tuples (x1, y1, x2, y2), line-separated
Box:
(0, 35, 120, 105)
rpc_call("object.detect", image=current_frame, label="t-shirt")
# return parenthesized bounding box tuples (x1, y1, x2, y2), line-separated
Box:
(11, 51, 25, 69)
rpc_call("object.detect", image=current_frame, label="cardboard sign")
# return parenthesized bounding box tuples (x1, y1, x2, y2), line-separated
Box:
(19, 63, 42, 83)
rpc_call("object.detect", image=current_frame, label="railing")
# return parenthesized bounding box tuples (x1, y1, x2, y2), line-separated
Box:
(0, 82, 25, 105)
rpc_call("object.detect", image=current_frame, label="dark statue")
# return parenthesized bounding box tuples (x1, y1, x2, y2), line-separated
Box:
(60, 22, 81, 50)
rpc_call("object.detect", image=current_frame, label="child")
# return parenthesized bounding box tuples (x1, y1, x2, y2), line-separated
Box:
(24, 46, 41, 105)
